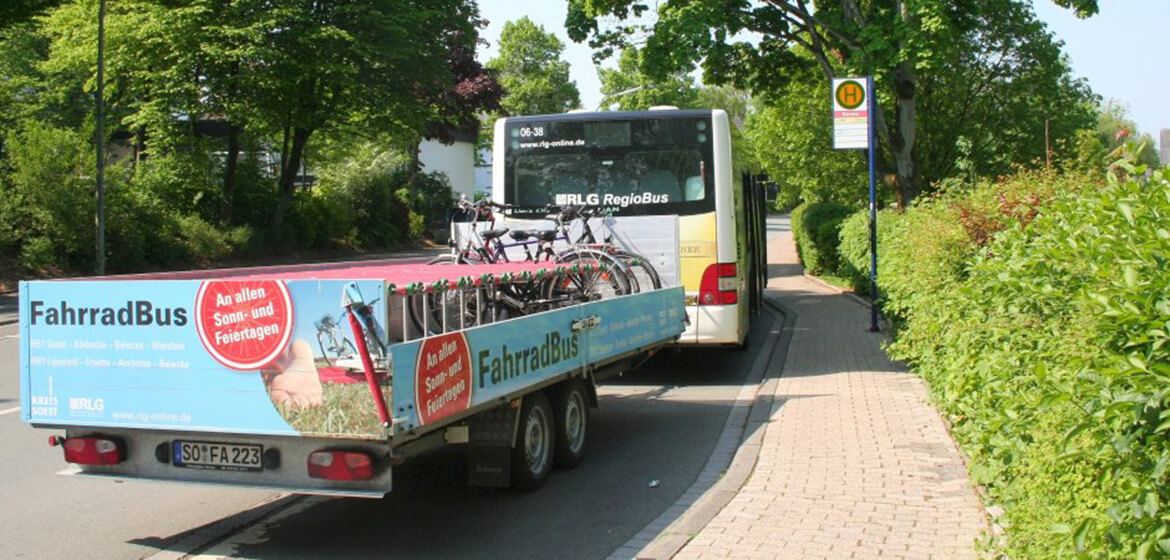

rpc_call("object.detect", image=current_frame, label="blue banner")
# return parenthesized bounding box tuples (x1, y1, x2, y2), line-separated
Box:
(20, 279, 388, 438)
(390, 287, 684, 432)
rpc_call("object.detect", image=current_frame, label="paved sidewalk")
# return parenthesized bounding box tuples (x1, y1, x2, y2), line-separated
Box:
(673, 223, 987, 559)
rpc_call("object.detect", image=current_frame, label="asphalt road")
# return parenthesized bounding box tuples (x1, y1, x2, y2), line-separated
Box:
(0, 320, 275, 560)
(0, 254, 774, 559)
(187, 335, 766, 560)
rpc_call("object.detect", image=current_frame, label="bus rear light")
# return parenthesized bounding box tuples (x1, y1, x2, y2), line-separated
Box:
(699, 263, 739, 306)
(307, 450, 376, 481)
(53, 436, 125, 465)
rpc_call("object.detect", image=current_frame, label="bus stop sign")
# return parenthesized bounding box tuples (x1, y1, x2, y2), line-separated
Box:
(833, 78, 869, 150)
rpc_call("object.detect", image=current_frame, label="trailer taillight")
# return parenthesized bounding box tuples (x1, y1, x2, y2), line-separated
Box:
(699, 263, 738, 305)
(307, 450, 376, 481)
(51, 436, 125, 465)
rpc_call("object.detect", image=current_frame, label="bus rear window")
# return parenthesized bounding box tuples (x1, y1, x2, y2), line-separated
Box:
(510, 150, 710, 213)
(504, 116, 716, 217)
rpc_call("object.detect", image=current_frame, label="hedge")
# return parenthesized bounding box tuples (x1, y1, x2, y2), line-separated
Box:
(870, 164, 1169, 559)
(837, 208, 902, 297)
(790, 201, 854, 276)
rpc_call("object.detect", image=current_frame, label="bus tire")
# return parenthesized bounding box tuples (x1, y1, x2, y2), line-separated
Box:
(511, 392, 555, 490)
(553, 379, 590, 469)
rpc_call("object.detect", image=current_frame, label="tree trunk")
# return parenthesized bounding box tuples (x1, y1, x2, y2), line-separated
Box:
(891, 0, 921, 206)
(134, 127, 146, 166)
(888, 60, 918, 207)
(270, 127, 311, 235)
(406, 139, 421, 190)
(221, 123, 241, 224)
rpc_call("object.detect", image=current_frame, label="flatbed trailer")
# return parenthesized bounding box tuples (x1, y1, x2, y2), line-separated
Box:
(18, 259, 685, 497)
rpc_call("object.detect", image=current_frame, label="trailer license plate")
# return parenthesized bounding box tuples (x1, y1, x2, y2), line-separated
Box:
(173, 441, 263, 472)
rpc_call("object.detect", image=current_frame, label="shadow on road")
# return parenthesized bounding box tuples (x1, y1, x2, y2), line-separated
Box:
(133, 315, 784, 560)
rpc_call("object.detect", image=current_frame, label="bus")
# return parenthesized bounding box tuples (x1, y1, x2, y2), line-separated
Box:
(492, 108, 766, 347)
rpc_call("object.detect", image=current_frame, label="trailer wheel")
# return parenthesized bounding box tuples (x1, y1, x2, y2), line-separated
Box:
(511, 392, 554, 490)
(553, 379, 590, 469)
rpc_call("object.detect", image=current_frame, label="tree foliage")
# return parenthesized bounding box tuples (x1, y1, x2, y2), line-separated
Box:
(0, 0, 492, 278)
(487, 17, 580, 116)
(567, 0, 1099, 206)
(746, 61, 867, 207)
(1070, 100, 1162, 171)
(597, 46, 698, 111)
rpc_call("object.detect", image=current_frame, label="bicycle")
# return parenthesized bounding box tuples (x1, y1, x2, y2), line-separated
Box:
(315, 314, 356, 366)
(407, 199, 635, 335)
(543, 204, 663, 294)
(315, 297, 386, 368)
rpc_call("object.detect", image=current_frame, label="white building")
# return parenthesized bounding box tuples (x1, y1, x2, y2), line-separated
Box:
(418, 128, 479, 200)
(473, 148, 493, 198)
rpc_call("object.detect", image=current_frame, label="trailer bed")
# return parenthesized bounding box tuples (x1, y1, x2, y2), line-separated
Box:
(19, 260, 685, 495)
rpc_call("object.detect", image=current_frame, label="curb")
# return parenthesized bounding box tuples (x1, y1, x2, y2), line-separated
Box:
(609, 295, 795, 560)
(801, 273, 892, 334)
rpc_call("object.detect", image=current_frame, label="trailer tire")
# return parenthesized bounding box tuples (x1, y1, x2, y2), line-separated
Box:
(553, 379, 590, 469)
(511, 392, 555, 490)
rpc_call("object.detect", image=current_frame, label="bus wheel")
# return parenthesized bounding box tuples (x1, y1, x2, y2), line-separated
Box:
(553, 379, 590, 469)
(511, 392, 554, 490)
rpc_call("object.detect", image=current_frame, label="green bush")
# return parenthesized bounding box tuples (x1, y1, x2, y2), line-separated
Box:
(286, 187, 354, 249)
(132, 147, 219, 221)
(308, 147, 450, 249)
(836, 208, 904, 296)
(3, 121, 95, 273)
(399, 170, 456, 230)
(790, 201, 853, 275)
(772, 185, 801, 213)
(172, 214, 252, 265)
(877, 161, 1169, 559)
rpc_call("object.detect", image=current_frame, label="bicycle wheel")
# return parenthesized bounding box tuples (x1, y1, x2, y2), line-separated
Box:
(407, 254, 485, 335)
(544, 249, 632, 307)
(317, 331, 336, 366)
(340, 337, 358, 361)
(611, 250, 662, 293)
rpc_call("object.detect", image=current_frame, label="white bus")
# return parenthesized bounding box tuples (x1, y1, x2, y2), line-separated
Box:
(493, 109, 765, 347)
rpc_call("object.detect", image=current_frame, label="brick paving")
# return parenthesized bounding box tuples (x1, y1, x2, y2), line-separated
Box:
(671, 222, 987, 560)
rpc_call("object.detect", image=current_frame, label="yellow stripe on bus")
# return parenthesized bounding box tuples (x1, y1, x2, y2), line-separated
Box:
(679, 212, 717, 291)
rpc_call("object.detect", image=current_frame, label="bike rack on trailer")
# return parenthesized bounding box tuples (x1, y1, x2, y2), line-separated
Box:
(337, 262, 608, 429)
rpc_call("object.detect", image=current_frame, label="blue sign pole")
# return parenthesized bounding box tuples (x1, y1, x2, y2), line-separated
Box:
(866, 76, 879, 332)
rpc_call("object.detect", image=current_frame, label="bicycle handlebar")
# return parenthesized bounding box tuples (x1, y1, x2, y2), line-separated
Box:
(544, 203, 601, 225)
(458, 197, 510, 211)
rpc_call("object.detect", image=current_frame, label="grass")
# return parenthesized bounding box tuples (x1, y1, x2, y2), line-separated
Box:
(274, 380, 391, 438)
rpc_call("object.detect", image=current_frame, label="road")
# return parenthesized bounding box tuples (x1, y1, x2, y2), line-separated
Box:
(0, 246, 776, 559)
(0, 320, 274, 559)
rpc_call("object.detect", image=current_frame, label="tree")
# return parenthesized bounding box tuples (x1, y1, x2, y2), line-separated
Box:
(487, 17, 579, 116)
(597, 46, 698, 111)
(240, 0, 473, 234)
(747, 65, 866, 207)
(0, 0, 60, 30)
(567, 0, 1100, 206)
(411, 7, 503, 189)
(1088, 100, 1160, 169)
(696, 84, 761, 173)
